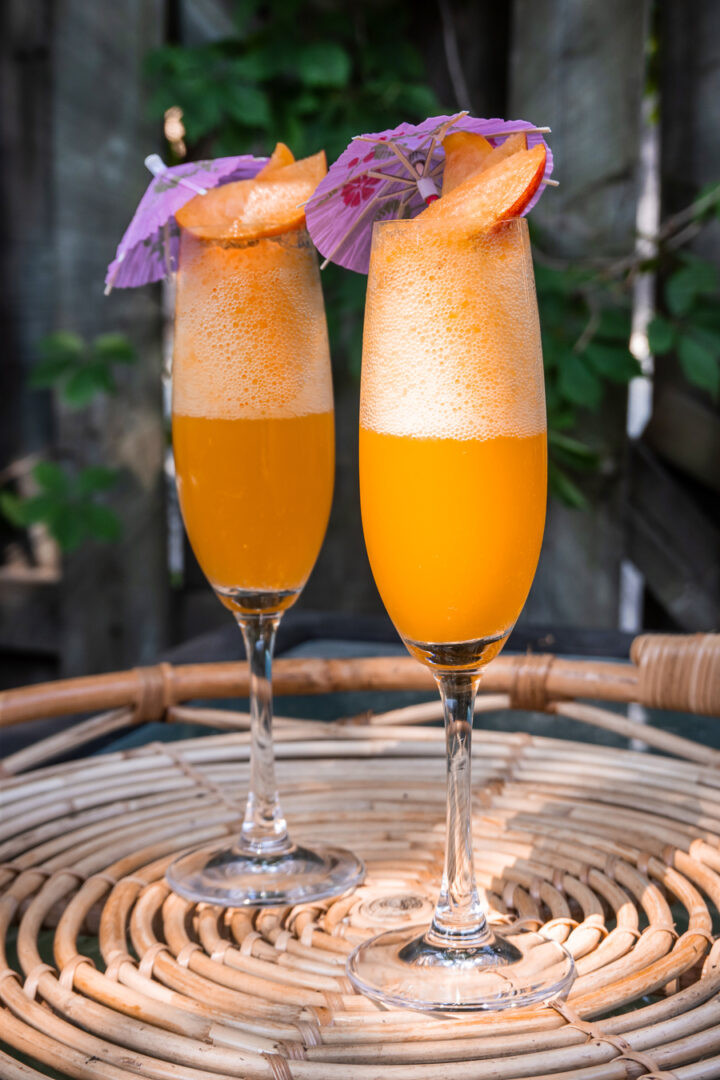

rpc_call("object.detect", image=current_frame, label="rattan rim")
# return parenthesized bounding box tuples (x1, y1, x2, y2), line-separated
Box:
(1, 633, 719, 1079)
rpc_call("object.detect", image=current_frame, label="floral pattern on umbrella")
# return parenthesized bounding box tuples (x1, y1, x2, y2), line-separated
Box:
(305, 114, 554, 275)
(105, 154, 267, 291)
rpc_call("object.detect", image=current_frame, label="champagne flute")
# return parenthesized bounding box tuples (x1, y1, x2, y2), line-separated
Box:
(348, 217, 574, 1009)
(166, 223, 363, 906)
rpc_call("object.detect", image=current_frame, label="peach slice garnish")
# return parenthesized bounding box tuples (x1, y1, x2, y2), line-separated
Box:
(419, 142, 546, 229)
(478, 131, 528, 174)
(441, 131, 493, 195)
(176, 148, 326, 241)
(256, 141, 295, 177)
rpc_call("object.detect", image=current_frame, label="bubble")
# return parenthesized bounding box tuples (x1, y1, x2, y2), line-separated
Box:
(360, 221, 545, 441)
(172, 232, 333, 420)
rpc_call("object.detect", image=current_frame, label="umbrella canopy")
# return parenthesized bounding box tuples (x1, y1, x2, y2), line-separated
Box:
(105, 154, 267, 291)
(305, 114, 553, 275)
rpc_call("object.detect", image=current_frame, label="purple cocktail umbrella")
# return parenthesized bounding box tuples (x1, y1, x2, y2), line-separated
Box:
(105, 153, 267, 292)
(305, 113, 554, 275)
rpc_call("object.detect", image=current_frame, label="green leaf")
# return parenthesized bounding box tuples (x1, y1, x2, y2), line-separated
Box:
(37, 330, 85, 364)
(548, 430, 600, 470)
(557, 352, 604, 410)
(50, 507, 86, 552)
(596, 307, 632, 342)
(30, 331, 85, 389)
(0, 491, 28, 527)
(294, 90, 320, 115)
(692, 180, 720, 221)
(647, 315, 675, 355)
(225, 84, 271, 127)
(584, 342, 640, 383)
(63, 365, 113, 407)
(19, 493, 60, 525)
(33, 461, 70, 497)
(92, 332, 137, 365)
(666, 261, 719, 316)
(298, 43, 351, 88)
(677, 334, 720, 398)
(80, 503, 123, 542)
(28, 354, 76, 388)
(692, 324, 720, 355)
(548, 463, 588, 510)
(396, 83, 440, 117)
(77, 466, 119, 496)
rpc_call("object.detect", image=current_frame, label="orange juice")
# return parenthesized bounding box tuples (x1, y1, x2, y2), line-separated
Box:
(360, 429, 546, 643)
(173, 226, 333, 597)
(360, 218, 546, 646)
(174, 412, 333, 591)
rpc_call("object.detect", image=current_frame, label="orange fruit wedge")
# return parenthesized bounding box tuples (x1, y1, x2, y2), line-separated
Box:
(419, 143, 546, 230)
(441, 131, 493, 195)
(175, 148, 327, 241)
(477, 131, 528, 174)
(255, 141, 295, 177)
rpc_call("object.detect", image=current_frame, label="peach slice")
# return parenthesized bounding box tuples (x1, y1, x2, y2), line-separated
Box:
(441, 131, 493, 195)
(478, 131, 528, 174)
(176, 149, 327, 241)
(255, 141, 295, 177)
(419, 143, 546, 229)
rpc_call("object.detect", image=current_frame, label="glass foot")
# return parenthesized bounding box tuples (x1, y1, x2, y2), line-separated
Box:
(166, 842, 365, 907)
(347, 924, 575, 1012)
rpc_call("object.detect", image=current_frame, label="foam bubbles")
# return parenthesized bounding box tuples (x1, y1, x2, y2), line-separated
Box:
(360, 220, 546, 440)
(173, 231, 333, 420)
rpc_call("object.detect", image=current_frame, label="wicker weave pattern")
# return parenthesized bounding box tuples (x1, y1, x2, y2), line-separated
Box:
(0, 633, 719, 1079)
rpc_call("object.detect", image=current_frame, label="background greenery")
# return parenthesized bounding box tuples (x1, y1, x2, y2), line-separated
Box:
(4, 0, 719, 546)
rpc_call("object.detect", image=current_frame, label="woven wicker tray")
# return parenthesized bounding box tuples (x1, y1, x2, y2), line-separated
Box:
(1, 632, 719, 1079)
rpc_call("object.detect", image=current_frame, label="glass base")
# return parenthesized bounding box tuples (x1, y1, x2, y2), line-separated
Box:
(347, 924, 575, 1012)
(166, 841, 365, 907)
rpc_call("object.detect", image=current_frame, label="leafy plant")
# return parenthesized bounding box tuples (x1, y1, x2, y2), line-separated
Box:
(533, 180, 720, 503)
(145, 0, 440, 163)
(648, 253, 720, 399)
(1, 331, 136, 551)
(1, 462, 121, 552)
(532, 259, 640, 506)
(29, 331, 138, 408)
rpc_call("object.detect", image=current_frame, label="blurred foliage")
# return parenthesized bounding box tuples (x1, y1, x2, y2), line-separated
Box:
(649, 255, 720, 400)
(0, 332, 137, 551)
(146, 0, 439, 162)
(146, 1, 720, 507)
(533, 257, 638, 508)
(30, 331, 138, 408)
(1, 462, 120, 553)
(532, 180, 720, 506)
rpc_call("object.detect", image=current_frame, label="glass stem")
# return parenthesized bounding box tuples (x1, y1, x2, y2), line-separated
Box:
(236, 613, 292, 855)
(427, 671, 491, 948)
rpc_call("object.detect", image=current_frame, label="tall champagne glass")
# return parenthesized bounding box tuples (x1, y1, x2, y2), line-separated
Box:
(348, 217, 574, 1009)
(166, 224, 363, 906)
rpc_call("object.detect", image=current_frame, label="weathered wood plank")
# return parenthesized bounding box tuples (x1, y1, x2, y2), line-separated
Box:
(510, 0, 649, 629)
(0, 1, 54, 467)
(53, 0, 169, 675)
(627, 442, 720, 630)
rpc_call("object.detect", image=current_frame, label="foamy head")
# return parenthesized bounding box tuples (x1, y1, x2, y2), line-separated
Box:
(360, 217, 546, 440)
(173, 228, 333, 419)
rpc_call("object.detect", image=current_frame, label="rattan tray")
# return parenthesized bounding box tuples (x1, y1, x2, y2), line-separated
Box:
(1, 632, 719, 1079)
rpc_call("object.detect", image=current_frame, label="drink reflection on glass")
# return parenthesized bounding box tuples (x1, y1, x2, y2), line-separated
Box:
(166, 222, 363, 906)
(349, 217, 575, 1010)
